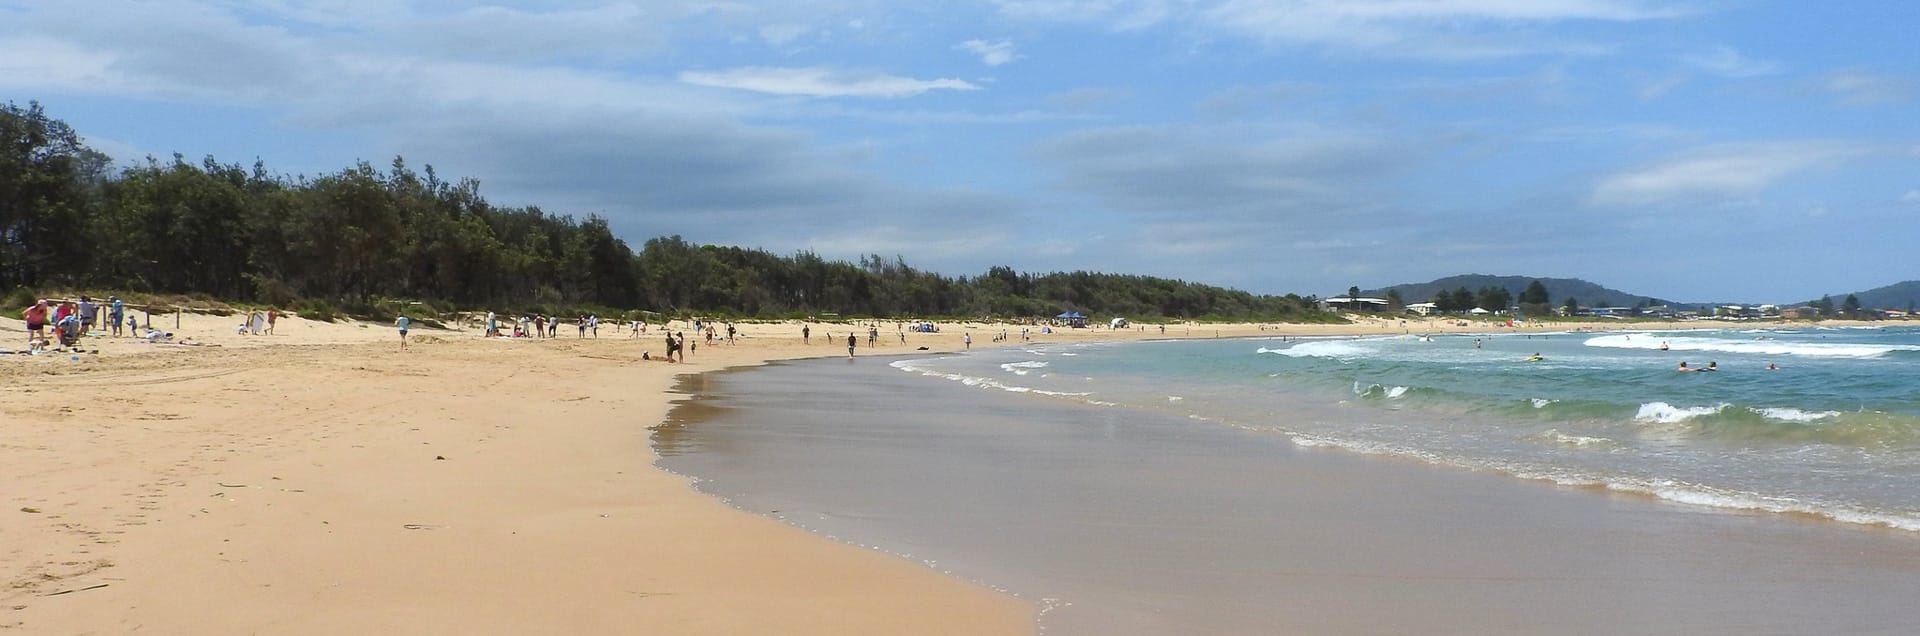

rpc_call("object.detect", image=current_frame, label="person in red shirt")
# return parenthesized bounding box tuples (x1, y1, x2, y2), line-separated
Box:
(21, 299, 49, 343)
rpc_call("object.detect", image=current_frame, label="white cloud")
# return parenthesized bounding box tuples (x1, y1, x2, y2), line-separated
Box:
(758, 23, 813, 46)
(959, 39, 1021, 66)
(1200, 0, 1684, 57)
(991, 0, 1179, 31)
(679, 67, 979, 98)
(1901, 190, 1920, 205)
(1822, 71, 1912, 107)
(1680, 46, 1777, 78)
(1590, 141, 1874, 207)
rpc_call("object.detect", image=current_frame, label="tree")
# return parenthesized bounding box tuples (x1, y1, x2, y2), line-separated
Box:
(1384, 288, 1404, 312)
(1518, 280, 1551, 316)
(1816, 295, 1835, 317)
(1347, 286, 1361, 311)
(1, 101, 109, 290)
(1475, 286, 1512, 314)
(1447, 287, 1472, 313)
(1563, 296, 1580, 316)
(1843, 294, 1862, 318)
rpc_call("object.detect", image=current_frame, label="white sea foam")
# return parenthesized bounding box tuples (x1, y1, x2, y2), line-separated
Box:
(1351, 381, 1411, 399)
(1294, 429, 1920, 532)
(1535, 429, 1615, 448)
(1000, 360, 1050, 375)
(1261, 340, 1374, 359)
(1756, 407, 1842, 422)
(1584, 334, 1918, 358)
(1635, 401, 1729, 423)
(889, 359, 1091, 397)
(1530, 398, 1558, 409)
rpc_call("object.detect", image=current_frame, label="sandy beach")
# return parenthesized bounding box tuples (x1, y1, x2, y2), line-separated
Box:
(0, 309, 1857, 633)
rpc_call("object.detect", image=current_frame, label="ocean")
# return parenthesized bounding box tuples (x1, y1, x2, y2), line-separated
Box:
(655, 325, 1920, 633)
(899, 325, 1920, 531)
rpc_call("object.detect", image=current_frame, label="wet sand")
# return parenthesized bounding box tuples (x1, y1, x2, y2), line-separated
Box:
(660, 355, 1920, 634)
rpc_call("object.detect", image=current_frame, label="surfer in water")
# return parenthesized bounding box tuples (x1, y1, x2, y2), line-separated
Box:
(1525, 353, 1544, 362)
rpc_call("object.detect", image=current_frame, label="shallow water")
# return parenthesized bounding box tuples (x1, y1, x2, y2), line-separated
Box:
(656, 351, 1920, 634)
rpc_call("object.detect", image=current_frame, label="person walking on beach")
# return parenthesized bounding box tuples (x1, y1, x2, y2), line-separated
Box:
(847, 333, 857, 358)
(395, 314, 410, 350)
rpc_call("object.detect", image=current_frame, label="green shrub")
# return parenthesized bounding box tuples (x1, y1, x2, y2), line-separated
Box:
(296, 298, 341, 322)
(3, 286, 36, 310)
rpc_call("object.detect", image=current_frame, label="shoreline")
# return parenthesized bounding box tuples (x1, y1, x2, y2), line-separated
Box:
(661, 337, 1920, 634)
(0, 313, 1897, 632)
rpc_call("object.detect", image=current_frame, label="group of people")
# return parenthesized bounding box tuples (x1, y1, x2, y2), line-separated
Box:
(19, 295, 136, 350)
(483, 312, 626, 339)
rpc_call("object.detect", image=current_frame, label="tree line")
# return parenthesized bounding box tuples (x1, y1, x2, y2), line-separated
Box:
(2, 101, 1333, 322)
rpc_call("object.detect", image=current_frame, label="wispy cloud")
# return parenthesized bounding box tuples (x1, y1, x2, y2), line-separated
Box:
(959, 39, 1021, 66)
(1821, 70, 1912, 106)
(1680, 46, 1778, 78)
(1590, 141, 1874, 207)
(680, 66, 979, 98)
(1200, 0, 1685, 58)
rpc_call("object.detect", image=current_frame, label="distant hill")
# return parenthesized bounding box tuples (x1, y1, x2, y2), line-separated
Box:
(1815, 280, 1920, 311)
(1363, 274, 1675, 309)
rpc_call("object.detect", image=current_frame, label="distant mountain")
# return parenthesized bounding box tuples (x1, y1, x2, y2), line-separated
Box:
(1362, 274, 1676, 309)
(1815, 280, 1920, 311)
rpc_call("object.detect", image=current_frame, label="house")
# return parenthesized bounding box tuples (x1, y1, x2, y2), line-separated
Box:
(1319, 296, 1391, 312)
(1405, 302, 1439, 316)
(1779, 307, 1817, 319)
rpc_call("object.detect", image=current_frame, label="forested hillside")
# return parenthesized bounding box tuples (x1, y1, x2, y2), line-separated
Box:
(2, 102, 1331, 322)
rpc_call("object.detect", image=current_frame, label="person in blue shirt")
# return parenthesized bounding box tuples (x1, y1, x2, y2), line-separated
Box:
(396, 315, 411, 350)
(108, 296, 125, 337)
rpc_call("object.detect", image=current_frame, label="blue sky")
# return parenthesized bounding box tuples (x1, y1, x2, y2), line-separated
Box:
(3, 1, 1916, 303)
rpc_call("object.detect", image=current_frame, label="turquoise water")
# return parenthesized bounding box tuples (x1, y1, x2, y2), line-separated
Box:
(893, 326, 1920, 530)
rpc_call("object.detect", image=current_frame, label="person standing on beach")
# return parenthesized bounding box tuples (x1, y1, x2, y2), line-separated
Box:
(803, 324, 810, 343)
(964, 333, 972, 350)
(664, 332, 678, 362)
(847, 333, 857, 358)
(396, 314, 410, 350)
(78, 296, 96, 333)
(107, 297, 125, 337)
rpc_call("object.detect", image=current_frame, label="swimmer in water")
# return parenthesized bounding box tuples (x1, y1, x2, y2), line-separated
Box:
(1703, 361, 1718, 372)
(1677, 361, 1694, 372)
(1659, 341, 1670, 351)
(1767, 362, 1778, 371)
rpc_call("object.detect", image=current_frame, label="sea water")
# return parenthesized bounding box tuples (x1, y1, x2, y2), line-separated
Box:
(895, 326, 1920, 531)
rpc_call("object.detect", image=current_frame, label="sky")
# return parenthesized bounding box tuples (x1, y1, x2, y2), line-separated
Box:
(2, 1, 1917, 303)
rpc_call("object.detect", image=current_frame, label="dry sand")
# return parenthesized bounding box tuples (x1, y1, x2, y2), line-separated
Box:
(0, 307, 1843, 633)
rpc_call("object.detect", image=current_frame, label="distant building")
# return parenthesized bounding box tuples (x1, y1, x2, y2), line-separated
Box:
(1320, 296, 1391, 312)
(1779, 307, 1817, 319)
(1405, 302, 1439, 316)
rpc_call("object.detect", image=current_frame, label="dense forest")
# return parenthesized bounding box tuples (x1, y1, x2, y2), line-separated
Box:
(3, 101, 1333, 322)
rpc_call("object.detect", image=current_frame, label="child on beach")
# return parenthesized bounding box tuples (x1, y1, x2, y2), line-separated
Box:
(396, 314, 410, 349)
